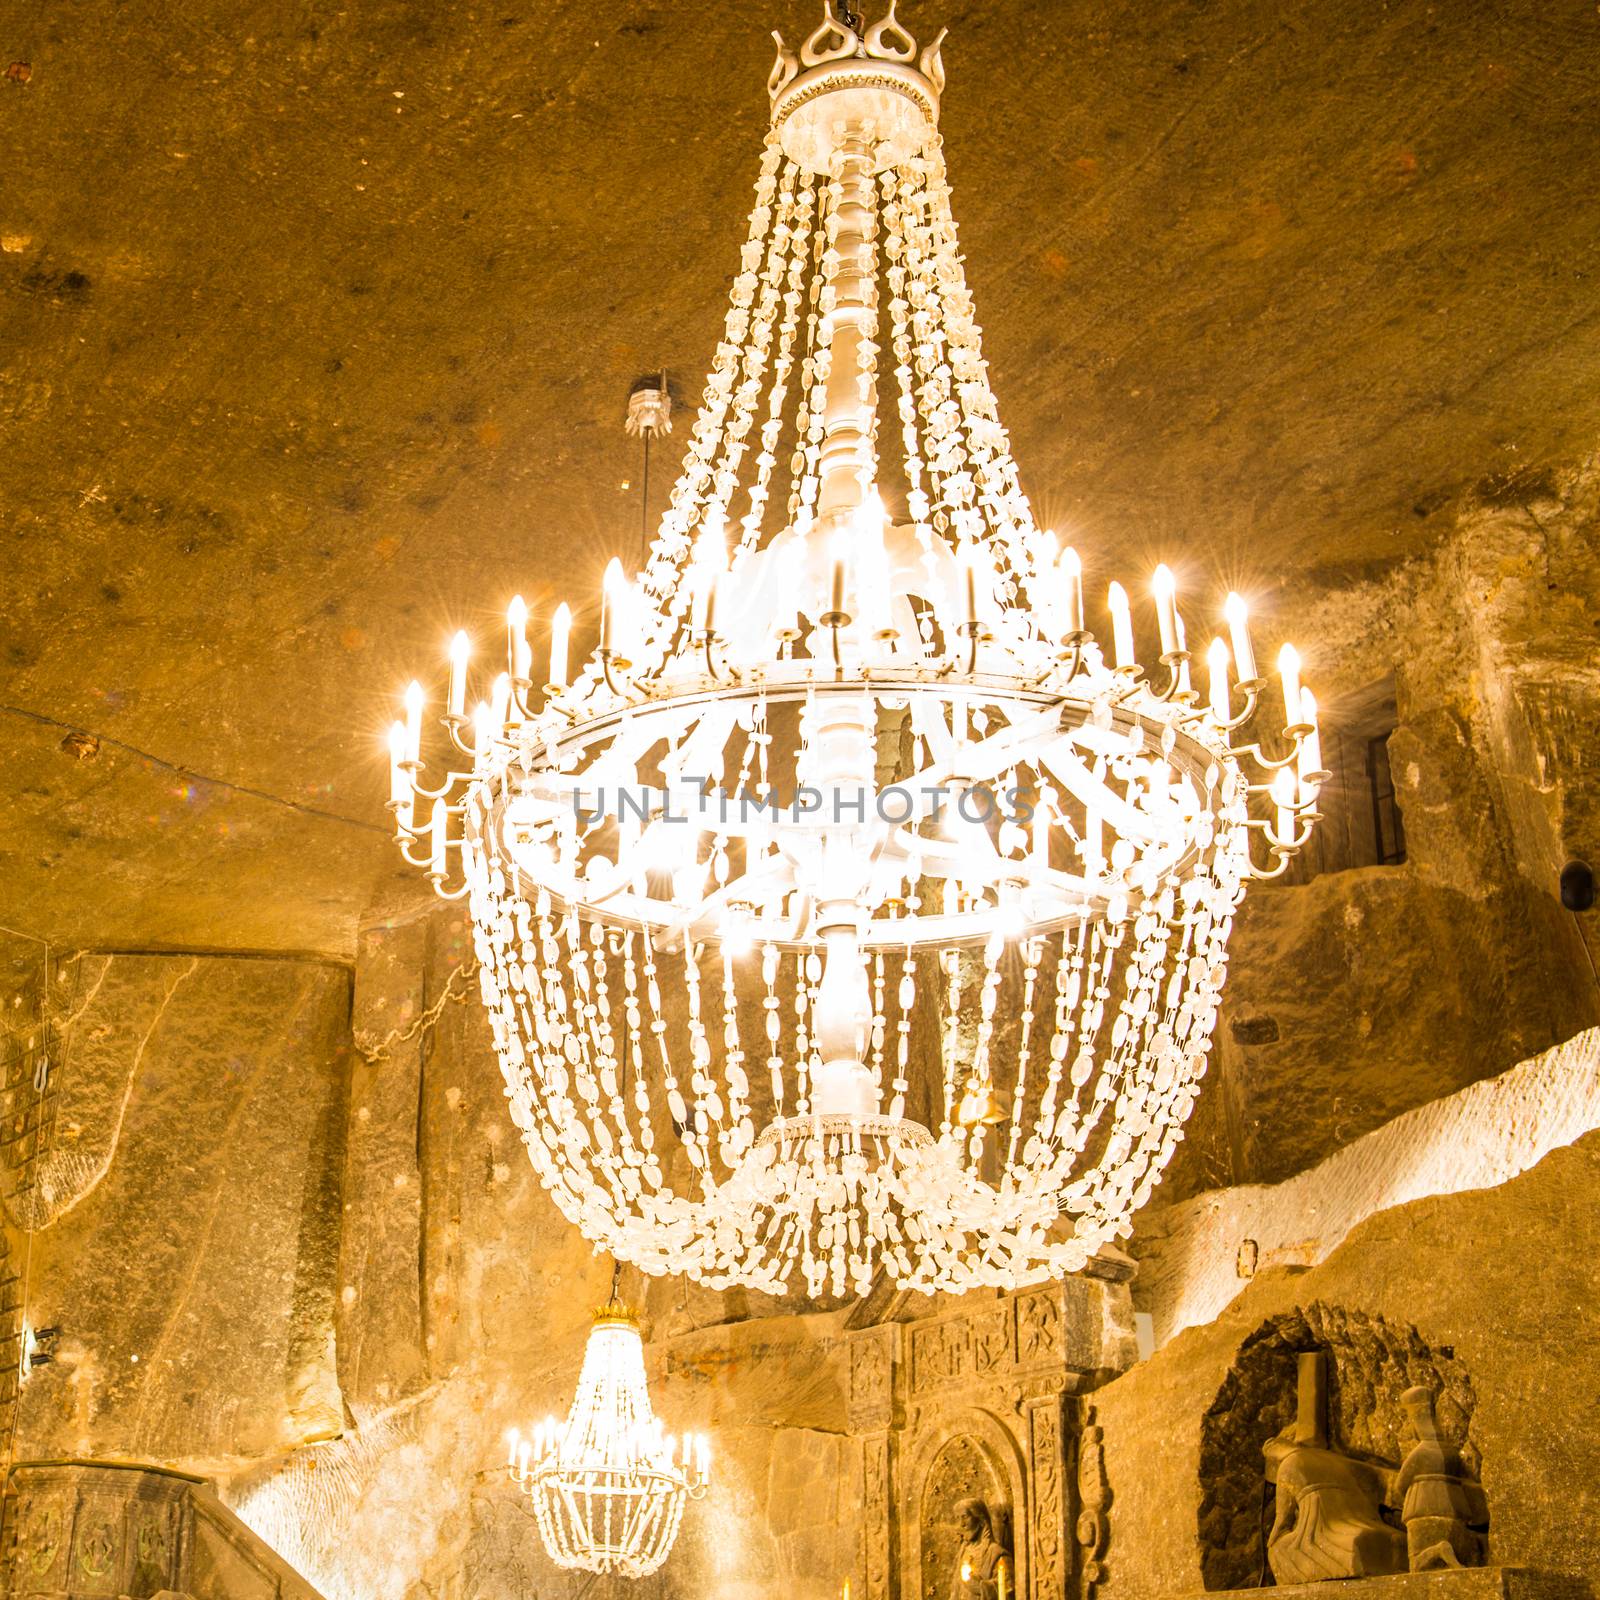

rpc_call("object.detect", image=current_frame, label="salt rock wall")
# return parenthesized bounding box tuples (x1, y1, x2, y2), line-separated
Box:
(1133, 1025, 1600, 1345)
(12, 952, 351, 1466)
(1166, 464, 1600, 1198)
(1093, 1128, 1600, 1598)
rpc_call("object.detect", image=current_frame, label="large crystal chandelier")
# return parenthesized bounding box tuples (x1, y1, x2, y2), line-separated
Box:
(384, 4, 1324, 1297)
(507, 1281, 709, 1577)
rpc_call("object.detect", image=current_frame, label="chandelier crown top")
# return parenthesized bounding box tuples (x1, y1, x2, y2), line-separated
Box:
(593, 1292, 640, 1329)
(770, 2, 946, 172)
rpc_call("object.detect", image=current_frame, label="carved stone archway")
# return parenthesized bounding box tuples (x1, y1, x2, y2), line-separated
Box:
(900, 1406, 1029, 1600)
(846, 1269, 1137, 1600)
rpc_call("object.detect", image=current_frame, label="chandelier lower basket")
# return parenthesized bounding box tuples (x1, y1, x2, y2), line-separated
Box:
(527, 1464, 691, 1579)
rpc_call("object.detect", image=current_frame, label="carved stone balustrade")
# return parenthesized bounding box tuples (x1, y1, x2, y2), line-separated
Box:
(0, 1461, 327, 1600)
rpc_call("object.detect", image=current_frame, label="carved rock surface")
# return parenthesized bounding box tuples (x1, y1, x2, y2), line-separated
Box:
(1133, 1026, 1600, 1345)
(1093, 1129, 1600, 1598)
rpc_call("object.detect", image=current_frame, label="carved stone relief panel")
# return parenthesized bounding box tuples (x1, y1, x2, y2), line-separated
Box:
(70, 1493, 123, 1595)
(1015, 1291, 1062, 1370)
(1073, 1407, 1110, 1600)
(863, 1432, 894, 1600)
(1026, 1400, 1066, 1600)
(2, 1462, 194, 1600)
(851, 1325, 901, 1433)
(912, 1315, 974, 1395)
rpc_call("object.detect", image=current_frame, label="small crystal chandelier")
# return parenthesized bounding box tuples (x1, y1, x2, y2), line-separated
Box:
(383, 3, 1324, 1296)
(507, 1274, 709, 1578)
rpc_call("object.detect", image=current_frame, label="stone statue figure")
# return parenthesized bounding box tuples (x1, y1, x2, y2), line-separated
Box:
(1394, 1385, 1488, 1570)
(1264, 1352, 1406, 1584)
(949, 1498, 1011, 1600)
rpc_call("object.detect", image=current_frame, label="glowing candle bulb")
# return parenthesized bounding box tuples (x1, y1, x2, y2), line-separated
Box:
(1272, 767, 1297, 848)
(1106, 581, 1134, 669)
(490, 671, 511, 731)
(1207, 638, 1231, 723)
(959, 543, 979, 632)
(693, 523, 725, 636)
(1223, 592, 1257, 682)
(518, 1439, 531, 1478)
(447, 629, 471, 718)
(506, 595, 532, 684)
(1058, 546, 1084, 636)
(403, 680, 424, 765)
(429, 800, 448, 878)
(548, 602, 571, 689)
(506, 1431, 519, 1469)
(601, 558, 628, 658)
(1297, 688, 1322, 784)
(471, 701, 494, 760)
(387, 720, 409, 805)
(1277, 642, 1302, 727)
(1151, 564, 1179, 656)
(857, 494, 892, 637)
(1084, 798, 1103, 871)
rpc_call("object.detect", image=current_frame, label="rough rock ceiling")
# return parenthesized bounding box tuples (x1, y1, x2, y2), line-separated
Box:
(3, 0, 1597, 957)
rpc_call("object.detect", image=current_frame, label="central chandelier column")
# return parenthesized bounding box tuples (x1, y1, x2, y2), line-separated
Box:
(381, 4, 1325, 1299)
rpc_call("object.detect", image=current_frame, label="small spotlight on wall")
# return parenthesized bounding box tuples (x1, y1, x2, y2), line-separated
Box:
(20, 1324, 61, 1379)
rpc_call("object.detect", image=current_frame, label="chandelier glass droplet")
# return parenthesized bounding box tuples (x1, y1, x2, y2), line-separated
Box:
(383, 6, 1325, 1297)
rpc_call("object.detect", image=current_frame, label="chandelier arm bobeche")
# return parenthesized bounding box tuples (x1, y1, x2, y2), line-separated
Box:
(385, 4, 1325, 1298)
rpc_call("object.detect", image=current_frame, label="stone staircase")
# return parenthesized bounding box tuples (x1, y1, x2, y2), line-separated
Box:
(1, 1461, 327, 1600)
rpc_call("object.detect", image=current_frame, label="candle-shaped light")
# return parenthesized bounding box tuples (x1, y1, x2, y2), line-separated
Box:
(1084, 796, 1104, 871)
(959, 543, 979, 632)
(693, 522, 726, 635)
(1107, 581, 1134, 669)
(387, 720, 410, 805)
(1297, 688, 1322, 784)
(1272, 767, 1297, 848)
(1152, 563, 1179, 656)
(601, 559, 628, 657)
(471, 700, 494, 762)
(1207, 638, 1231, 723)
(1278, 642, 1302, 727)
(490, 671, 511, 731)
(447, 629, 471, 718)
(828, 529, 848, 619)
(403, 679, 424, 765)
(506, 595, 532, 684)
(1223, 592, 1257, 682)
(429, 800, 448, 878)
(857, 493, 892, 637)
(506, 1430, 519, 1470)
(1058, 545, 1085, 636)
(548, 601, 571, 689)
